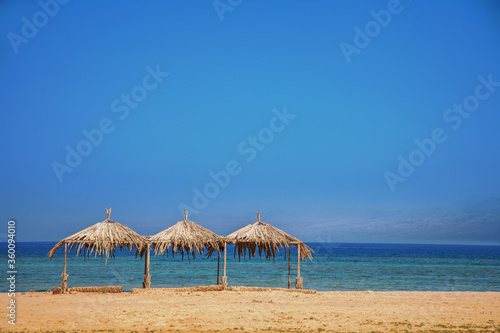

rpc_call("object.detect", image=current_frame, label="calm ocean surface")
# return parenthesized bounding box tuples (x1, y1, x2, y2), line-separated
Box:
(2, 242, 499, 292)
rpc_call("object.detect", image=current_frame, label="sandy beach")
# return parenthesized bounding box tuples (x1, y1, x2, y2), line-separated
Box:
(1, 288, 499, 332)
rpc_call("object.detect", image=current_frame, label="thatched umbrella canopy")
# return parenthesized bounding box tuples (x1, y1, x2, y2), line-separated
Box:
(48, 208, 148, 292)
(149, 210, 222, 260)
(48, 208, 146, 261)
(223, 212, 313, 289)
(225, 212, 313, 261)
(148, 210, 224, 286)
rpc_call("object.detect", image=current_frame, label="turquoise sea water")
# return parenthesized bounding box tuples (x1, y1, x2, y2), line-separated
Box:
(2, 242, 499, 292)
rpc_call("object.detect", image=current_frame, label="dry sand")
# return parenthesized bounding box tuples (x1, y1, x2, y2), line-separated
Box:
(1, 288, 499, 332)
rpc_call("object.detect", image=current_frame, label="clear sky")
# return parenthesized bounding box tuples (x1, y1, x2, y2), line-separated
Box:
(1, 0, 499, 245)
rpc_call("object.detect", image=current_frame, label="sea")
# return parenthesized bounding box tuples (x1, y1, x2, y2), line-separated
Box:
(2, 242, 500, 292)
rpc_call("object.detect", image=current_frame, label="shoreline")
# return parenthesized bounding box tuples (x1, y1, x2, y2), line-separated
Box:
(2, 289, 499, 332)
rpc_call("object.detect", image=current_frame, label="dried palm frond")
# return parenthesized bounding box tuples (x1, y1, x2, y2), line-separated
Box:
(148, 210, 223, 260)
(48, 208, 147, 263)
(225, 212, 313, 261)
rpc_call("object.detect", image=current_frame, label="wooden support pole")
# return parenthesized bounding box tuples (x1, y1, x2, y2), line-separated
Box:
(63, 242, 67, 275)
(143, 244, 151, 288)
(61, 242, 68, 293)
(257, 212, 260, 222)
(297, 245, 301, 278)
(223, 241, 227, 276)
(288, 245, 291, 289)
(219, 241, 227, 288)
(295, 244, 303, 289)
(217, 250, 220, 285)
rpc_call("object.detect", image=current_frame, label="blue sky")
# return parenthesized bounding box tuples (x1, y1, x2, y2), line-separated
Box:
(1, 0, 499, 245)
